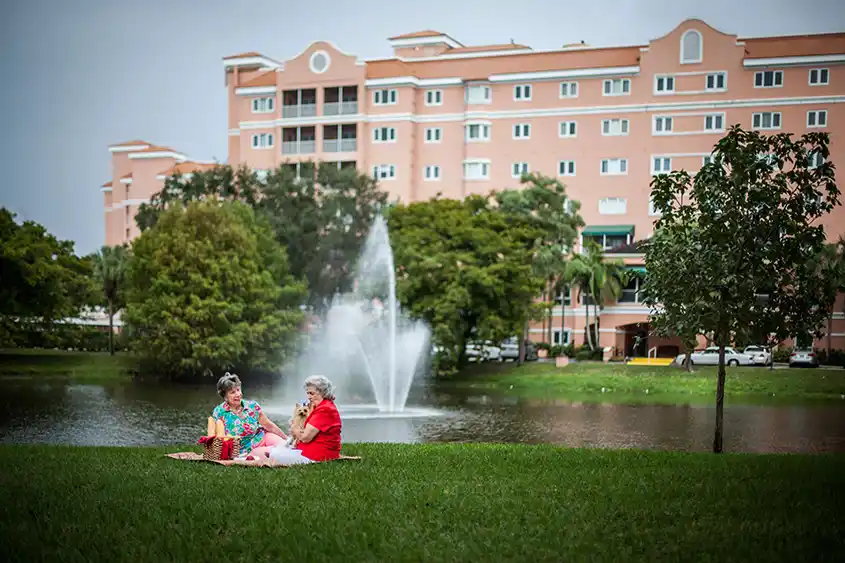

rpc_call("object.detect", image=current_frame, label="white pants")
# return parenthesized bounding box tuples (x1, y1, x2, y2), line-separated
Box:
(269, 445, 314, 465)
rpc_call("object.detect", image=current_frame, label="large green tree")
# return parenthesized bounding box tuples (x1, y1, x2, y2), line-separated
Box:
(89, 244, 130, 355)
(646, 126, 841, 453)
(494, 172, 584, 360)
(387, 195, 545, 373)
(0, 208, 93, 343)
(124, 200, 306, 377)
(135, 162, 388, 313)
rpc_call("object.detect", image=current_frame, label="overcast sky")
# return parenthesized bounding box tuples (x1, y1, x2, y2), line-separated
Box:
(1, 0, 843, 255)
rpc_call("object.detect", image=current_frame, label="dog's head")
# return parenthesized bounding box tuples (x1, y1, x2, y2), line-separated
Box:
(292, 401, 312, 420)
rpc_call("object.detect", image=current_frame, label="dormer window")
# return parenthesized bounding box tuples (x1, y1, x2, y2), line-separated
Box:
(680, 29, 703, 64)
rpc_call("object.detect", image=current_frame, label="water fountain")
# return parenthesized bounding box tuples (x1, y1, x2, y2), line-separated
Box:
(275, 214, 439, 420)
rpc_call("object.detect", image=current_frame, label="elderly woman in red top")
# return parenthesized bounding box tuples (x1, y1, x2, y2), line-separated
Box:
(257, 375, 342, 465)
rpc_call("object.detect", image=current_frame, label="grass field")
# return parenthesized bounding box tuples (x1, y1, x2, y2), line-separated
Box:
(0, 348, 135, 381)
(0, 444, 842, 562)
(458, 361, 845, 405)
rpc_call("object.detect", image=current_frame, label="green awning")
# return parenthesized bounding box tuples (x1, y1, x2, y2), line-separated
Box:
(582, 225, 635, 236)
(626, 266, 646, 273)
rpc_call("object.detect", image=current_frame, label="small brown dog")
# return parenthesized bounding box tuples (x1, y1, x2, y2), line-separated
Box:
(285, 401, 313, 448)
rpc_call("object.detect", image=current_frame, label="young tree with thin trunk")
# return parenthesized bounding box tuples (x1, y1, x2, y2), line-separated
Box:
(647, 126, 840, 453)
(90, 244, 129, 355)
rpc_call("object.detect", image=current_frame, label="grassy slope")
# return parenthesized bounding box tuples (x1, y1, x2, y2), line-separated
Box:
(458, 362, 845, 405)
(0, 444, 842, 562)
(0, 349, 135, 381)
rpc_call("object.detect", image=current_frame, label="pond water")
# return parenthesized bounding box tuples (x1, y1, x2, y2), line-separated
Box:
(1, 377, 844, 453)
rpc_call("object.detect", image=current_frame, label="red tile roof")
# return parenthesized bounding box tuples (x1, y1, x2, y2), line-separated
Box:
(741, 32, 845, 58)
(388, 30, 446, 40)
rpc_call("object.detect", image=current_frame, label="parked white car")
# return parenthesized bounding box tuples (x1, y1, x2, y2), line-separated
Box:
(743, 345, 772, 366)
(674, 346, 754, 367)
(465, 341, 502, 362)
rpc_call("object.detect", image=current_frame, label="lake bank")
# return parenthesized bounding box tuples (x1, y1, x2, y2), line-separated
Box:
(0, 348, 136, 382)
(1, 443, 842, 562)
(456, 362, 845, 405)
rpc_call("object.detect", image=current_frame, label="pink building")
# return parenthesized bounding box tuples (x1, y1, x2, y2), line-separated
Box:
(105, 18, 845, 354)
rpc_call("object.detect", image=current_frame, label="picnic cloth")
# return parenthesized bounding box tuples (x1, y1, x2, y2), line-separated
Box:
(166, 451, 361, 468)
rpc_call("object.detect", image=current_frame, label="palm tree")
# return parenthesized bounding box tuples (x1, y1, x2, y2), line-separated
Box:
(563, 241, 628, 351)
(91, 244, 129, 355)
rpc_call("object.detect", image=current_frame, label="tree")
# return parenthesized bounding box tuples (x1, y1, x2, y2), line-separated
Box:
(0, 208, 93, 343)
(89, 244, 129, 355)
(563, 241, 628, 351)
(135, 162, 388, 313)
(494, 173, 584, 362)
(387, 195, 546, 373)
(124, 201, 306, 377)
(647, 126, 841, 453)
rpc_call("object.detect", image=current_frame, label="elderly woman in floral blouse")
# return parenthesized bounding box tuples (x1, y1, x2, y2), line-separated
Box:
(211, 372, 287, 455)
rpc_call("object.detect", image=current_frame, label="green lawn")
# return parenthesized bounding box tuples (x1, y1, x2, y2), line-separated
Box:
(0, 444, 842, 562)
(457, 362, 845, 405)
(0, 348, 135, 381)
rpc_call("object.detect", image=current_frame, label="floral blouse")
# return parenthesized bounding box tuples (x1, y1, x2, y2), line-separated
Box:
(211, 399, 266, 453)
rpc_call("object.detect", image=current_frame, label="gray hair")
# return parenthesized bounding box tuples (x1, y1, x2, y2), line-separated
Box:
(304, 375, 336, 401)
(217, 372, 242, 399)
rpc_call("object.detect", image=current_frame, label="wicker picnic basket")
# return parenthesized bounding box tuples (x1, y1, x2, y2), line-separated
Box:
(201, 436, 242, 461)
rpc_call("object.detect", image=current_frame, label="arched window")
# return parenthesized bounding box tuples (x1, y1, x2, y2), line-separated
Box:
(681, 29, 703, 64)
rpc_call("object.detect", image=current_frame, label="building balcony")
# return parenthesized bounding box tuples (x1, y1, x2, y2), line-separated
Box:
(281, 140, 316, 154)
(282, 104, 317, 119)
(323, 138, 358, 152)
(323, 101, 359, 116)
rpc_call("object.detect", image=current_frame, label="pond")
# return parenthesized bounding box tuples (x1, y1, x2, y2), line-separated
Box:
(1, 377, 844, 453)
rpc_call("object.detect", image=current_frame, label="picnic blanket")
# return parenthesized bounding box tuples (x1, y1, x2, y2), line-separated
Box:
(166, 451, 361, 468)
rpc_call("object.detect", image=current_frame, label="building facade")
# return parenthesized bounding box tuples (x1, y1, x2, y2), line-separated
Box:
(104, 18, 845, 354)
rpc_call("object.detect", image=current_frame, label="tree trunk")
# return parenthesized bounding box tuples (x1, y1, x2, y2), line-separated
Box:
(713, 343, 726, 453)
(546, 281, 553, 346)
(518, 320, 528, 366)
(684, 349, 693, 373)
(827, 314, 833, 356)
(584, 295, 594, 351)
(593, 305, 601, 354)
(560, 289, 566, 350)
(108, 299, 115, 356)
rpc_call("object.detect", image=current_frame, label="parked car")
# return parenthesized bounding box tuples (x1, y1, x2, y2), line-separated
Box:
(743, 345, 772, 366)
(788, 348, 819, 368)
(499, 339, 538, 362)
(674, 346, 754, 367)
(465, 341, 502, 362)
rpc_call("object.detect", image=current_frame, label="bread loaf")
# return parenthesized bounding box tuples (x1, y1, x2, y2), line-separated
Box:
(215, 419, 225, 437)
(207, 417, 216, 437)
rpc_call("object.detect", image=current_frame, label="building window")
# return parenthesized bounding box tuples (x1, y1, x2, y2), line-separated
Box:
(618, 276, 642, 303)
(603, 78, 631, 96)
(706, 72, 727, 91)
(251, 97, 275, 113)
(465, 123, 491, 142)
(424, 89, 442, 106)
(652, 157, 672, 174)
(558, 160, 576, 176)
(584, 233, 630, 251)
(602, 118, 629, 136)
(372, 89, 397, 105)
(809, 68, 830, 86)
(655, 75, 675, 93)
(372, 127, 396, 142)
(372, 164, 396, 180)
(809, 151, 825, 169)
(653, 116, 673, 133)
(600, 158, 628, 175)
(648, 196, 662, 216)
(465, 85, 491, 104)
(754, 70, 783, 88)
(512, 162, 529, 178)
(251, 133, 274, 149)
(513, 84, 532, 101)
(512, 123, 531, 139)
(807, 110, 828, 128)
(702, 155, 713, 166)
(559, 121, 577, 137)
(463, 160, 490, 180)
(752, 112, 782, 130)
(554, 287, 572, 307)
(423, 165, 441, 180)
(552, 328, 572, 346)
(560, 81, 578, 98)
(680, 29, 703, 63)
(598, 197, 627, 215)
(704, 114, 724, 131)
(424, 127, 442, 142)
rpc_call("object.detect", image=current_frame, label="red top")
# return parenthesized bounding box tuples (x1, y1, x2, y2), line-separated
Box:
(297, 399, 342, 461)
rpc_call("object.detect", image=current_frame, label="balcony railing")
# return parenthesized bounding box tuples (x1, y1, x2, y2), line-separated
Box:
(323, 139, 358, 153)
(281, 140, 316, 154)
(323, 101, 359, 116)
(282, 103, 317, 119)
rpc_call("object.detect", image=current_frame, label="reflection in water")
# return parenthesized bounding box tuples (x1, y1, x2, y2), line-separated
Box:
(0, 379, 843, 453)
